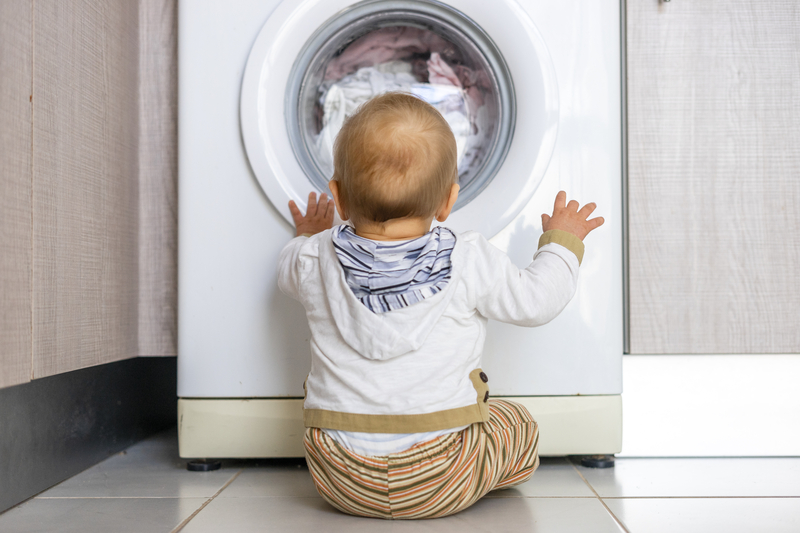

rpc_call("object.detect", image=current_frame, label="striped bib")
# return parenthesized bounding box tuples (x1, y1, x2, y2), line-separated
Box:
(331, 225, 456, 314)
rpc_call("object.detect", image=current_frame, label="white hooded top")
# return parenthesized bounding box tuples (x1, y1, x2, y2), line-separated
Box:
(277, 228, 583, 435)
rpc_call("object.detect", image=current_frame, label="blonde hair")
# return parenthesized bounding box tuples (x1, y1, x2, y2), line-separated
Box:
(332, 92, 457, 224)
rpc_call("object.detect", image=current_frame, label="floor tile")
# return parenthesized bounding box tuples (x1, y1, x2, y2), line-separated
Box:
(0, 497, 206, 533)
(486, 457, 595, 498)
(606, 497, 800, 533)
(217, 461, 319, 498)
(576, 457, 800, 497)
(181, 495, 623, 533)
(39, 429, 237, 499)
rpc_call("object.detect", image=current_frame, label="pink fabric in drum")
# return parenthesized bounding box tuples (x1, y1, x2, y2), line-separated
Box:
(427, 51, 461, 87)
(324, 27, 454, 80)
(323, 26, 492, 108)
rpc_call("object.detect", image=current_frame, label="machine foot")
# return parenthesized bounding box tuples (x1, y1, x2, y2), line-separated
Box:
(578, 454, 615, 468)
(187, 459, 222, 472)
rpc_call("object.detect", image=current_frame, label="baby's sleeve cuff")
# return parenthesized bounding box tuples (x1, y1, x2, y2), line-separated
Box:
(537, 229, 585, 265)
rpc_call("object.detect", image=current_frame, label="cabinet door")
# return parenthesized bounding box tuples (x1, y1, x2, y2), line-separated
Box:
(627, 1, 800, 354)
(138, 0, 178, 357)
(0, 0, 32, 388)
(32, 1, 140, 376)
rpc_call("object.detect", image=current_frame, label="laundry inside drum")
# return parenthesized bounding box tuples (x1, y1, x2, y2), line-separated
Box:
(296, 20, 509, 198)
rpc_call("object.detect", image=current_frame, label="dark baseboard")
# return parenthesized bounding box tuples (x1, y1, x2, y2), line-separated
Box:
(0, 357, 177, 513)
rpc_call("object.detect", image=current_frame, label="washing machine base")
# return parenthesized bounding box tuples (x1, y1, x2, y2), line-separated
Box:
(178, 396, 622, 458)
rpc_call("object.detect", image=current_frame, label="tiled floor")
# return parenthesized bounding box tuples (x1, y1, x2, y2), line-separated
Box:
(2, 430, 799, 533)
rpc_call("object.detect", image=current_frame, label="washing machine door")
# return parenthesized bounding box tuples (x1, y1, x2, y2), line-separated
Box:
(241, 0, 557, 238)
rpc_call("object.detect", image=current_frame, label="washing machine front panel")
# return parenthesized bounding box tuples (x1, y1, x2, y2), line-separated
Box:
(482, 0, 623, 395)
(241, 0, 558, 239)
(179, 0, 622, 398)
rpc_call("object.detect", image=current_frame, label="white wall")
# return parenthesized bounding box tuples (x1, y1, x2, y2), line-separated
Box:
(621, 355, 800, 456)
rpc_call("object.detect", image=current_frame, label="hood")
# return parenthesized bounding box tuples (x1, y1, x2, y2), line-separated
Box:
(318, 234, 459, 361)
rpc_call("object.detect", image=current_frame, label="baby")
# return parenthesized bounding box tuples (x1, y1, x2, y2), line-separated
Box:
(278, 92, 603, 519)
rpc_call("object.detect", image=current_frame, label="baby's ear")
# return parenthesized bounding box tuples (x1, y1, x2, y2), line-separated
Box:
(328, 179, 348, 221)
(436, 183, 460, 222)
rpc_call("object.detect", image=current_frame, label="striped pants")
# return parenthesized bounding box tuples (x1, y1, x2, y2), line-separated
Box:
(304, 400, 539, 520)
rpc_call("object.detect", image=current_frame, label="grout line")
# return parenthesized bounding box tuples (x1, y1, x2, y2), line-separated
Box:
(497, 494, 602, 499)
(484, 496, 598, 499)
(614, 456, 800, 459)
(601, 495, 800, 499)
(568, 458, 631, 533)
(37, 496, 203, 500)
(170, 469, 242, 533)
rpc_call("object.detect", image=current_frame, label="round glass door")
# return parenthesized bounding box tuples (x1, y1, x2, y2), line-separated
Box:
(285, 0, 515, 209)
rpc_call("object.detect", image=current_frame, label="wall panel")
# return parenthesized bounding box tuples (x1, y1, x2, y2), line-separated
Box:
(32, 1, 140, 376)
(627, 1, 800, 353)
(0, 0, 32, 388)
(138, 0, 178, 356)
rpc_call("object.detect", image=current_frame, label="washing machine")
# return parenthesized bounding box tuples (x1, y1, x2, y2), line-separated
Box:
(178, 0, 623, 458)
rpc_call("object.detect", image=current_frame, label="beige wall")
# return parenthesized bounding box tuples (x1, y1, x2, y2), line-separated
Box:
(32, 1, 140, 377)
(627, 1, 800, 353)
(138, 0, 178, 357)
(1, 0, 177, 388)
(0, 0, 33, 388)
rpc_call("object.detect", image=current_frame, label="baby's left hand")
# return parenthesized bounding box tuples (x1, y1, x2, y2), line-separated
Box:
(289, 192, 335, 237)
(541, 191, 604, 241)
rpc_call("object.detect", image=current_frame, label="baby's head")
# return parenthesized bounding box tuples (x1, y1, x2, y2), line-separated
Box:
(330, 92, 459, 228)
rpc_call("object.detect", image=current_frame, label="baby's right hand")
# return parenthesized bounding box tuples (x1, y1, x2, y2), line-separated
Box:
(289, 192, 335, 237)
(541, 191, 604, 241)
